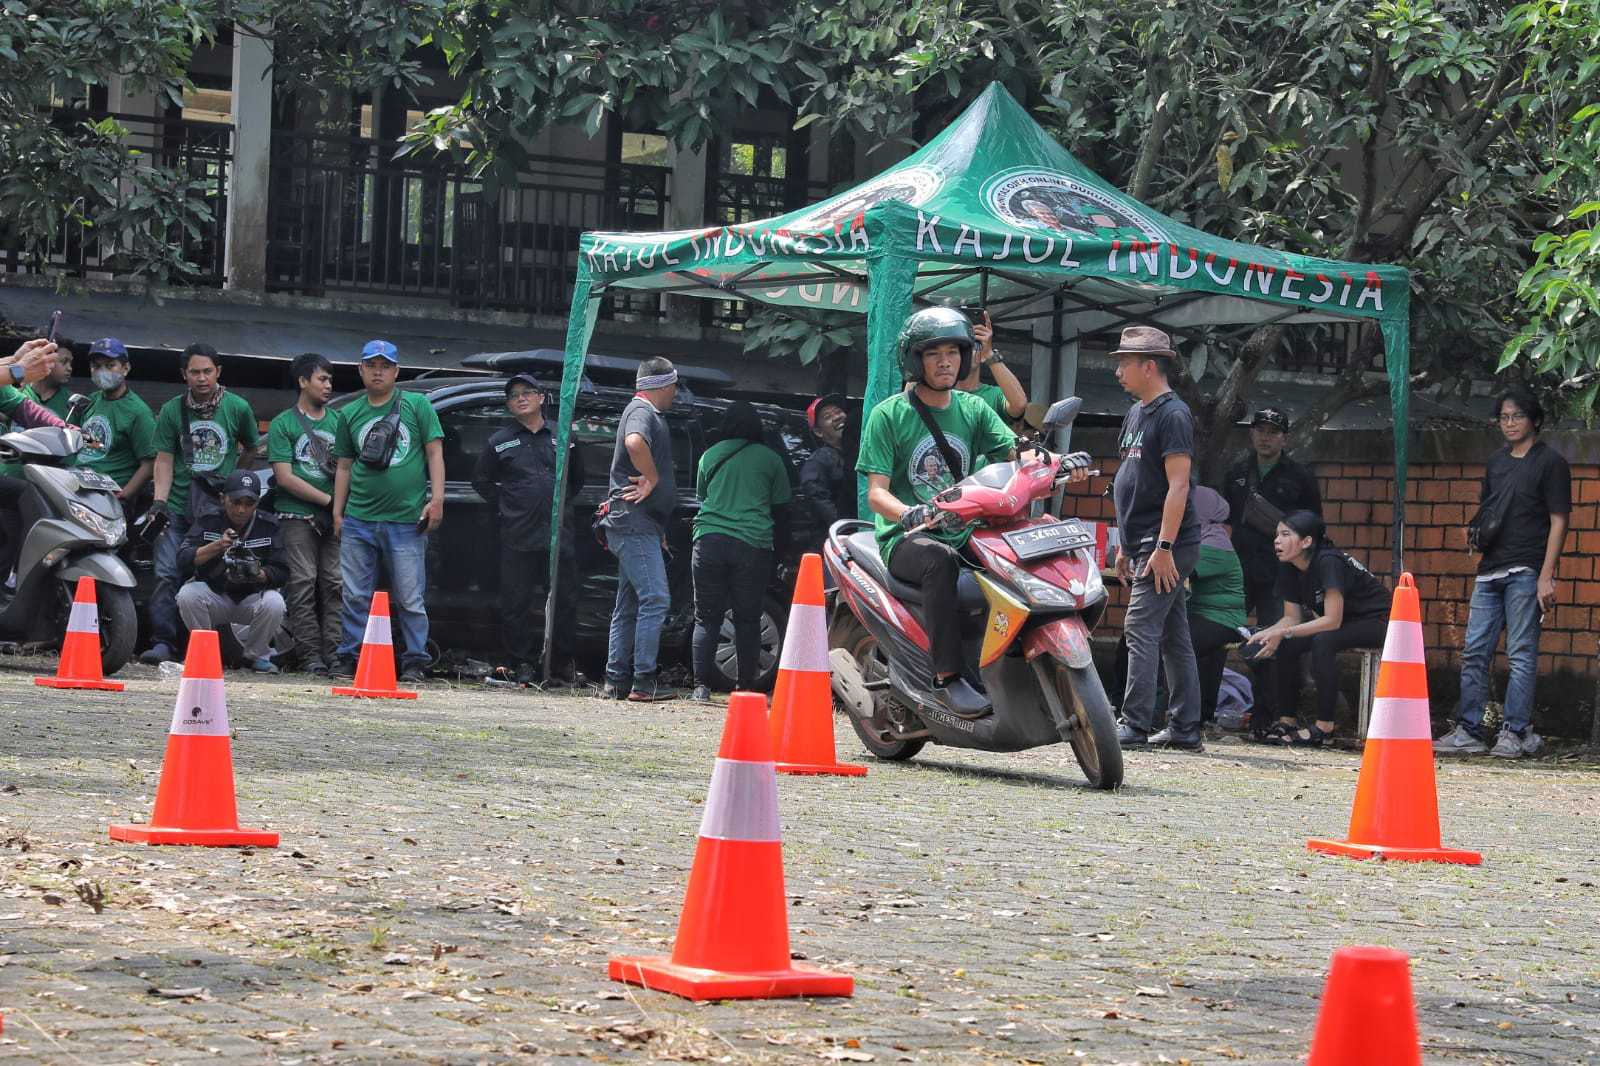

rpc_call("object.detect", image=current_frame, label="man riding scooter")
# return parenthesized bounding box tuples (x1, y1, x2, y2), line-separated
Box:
(855, 307, 1016, 717)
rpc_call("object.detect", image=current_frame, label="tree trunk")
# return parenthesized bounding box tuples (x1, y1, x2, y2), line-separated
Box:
(1180, 323, 1286, 484)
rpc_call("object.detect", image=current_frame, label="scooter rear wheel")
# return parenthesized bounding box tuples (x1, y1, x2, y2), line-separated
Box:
(835, 617, 925, 762)
(1050, 660, 1123, 790)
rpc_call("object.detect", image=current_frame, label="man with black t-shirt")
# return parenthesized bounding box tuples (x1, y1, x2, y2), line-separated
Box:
(1436, 386, 1570, 759)
(1221, 407, 1321, 625)
(1110, 326, 1203, 752)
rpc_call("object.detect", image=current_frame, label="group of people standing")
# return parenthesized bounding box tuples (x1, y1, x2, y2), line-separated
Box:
(1108, 329, 1567, 759)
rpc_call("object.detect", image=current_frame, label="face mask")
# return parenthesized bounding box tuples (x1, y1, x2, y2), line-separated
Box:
(91, 368, 126, 391)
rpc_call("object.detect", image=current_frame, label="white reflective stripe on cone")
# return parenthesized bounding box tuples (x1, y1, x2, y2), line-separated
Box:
(167, 678, 231, 736)
(66, 601, 99, 634)
(362, 612, 393, 646)
(1365, 696, 1433, 740)
(777, 604, 829, 673)
(697, 758, 782, 842)
(1380, 620, 1425, 665)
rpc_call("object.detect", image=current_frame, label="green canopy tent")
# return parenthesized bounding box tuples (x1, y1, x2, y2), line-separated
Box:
(540, 83, 1412, 676)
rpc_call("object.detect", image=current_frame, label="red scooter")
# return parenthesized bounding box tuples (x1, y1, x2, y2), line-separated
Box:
(824, 398, 1122, 789)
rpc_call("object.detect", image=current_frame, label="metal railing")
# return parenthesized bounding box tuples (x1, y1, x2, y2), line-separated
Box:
(0, 111, 231, 285)
(703, 171, 827, 328)
(266, 130, 669, 317)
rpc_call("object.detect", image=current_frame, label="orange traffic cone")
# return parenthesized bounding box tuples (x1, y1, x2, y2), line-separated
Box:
(108, 630, 278, 847)
(35, 576, 123, 691)
(768, 553, 865, 777)
(609, 690, 853, 1000)
(332, 591, 417, 700)
(1308, 573, 1480, 864)
(1307, 946, 1422, 1065)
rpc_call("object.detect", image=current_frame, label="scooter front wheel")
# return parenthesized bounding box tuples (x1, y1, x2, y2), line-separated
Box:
(832, 615, 925, 762)
(1049, 659, 1123, 790)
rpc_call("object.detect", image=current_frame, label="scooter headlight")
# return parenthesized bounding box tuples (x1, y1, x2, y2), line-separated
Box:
(67, 500, 126, 546)
(989, 553, 1077, 609)
(1075, 563, 1105, 606)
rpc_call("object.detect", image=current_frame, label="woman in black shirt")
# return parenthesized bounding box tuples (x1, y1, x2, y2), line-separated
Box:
(1244, 511, 1390, 746)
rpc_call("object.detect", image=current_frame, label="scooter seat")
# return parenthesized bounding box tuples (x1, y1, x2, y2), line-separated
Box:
(843, 529, 985, 612)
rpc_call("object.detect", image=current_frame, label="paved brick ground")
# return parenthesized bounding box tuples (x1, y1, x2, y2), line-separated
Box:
(2, 659, 1598, 1064)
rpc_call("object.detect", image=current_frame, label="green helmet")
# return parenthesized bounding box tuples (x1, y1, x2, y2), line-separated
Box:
(898, 307, 975, 385)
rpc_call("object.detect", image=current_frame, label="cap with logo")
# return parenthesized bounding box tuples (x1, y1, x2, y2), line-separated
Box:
(224, 470, 262, 501)
(360, 339, 400, 364)
(87, 338, 130, 361)
(1238, 407, 1290, 431)
(504, 372, 546, 397)
(806, 393, 848, 430)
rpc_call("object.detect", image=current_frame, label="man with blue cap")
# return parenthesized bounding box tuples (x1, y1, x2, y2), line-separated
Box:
(330, 340, 444, 683)
(71, 338, 157, 501)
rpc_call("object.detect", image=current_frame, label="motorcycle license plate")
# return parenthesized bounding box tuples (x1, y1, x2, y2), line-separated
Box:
(75, 470, 120, 492)
(1004, 520, 1093, 560)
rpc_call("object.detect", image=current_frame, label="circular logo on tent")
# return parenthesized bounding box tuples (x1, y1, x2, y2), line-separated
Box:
(791, 165, 945, 231)
(985, 168, 1167, 242)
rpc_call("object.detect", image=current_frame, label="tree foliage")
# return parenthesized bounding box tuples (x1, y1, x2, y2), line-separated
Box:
(1498, 1, 1600, 413)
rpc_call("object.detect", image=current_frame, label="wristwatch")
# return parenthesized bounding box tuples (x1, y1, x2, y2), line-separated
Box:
(988, 349, 1005, 366)
(7, 364, 23, 385)
(1156, 538, 1174, 552)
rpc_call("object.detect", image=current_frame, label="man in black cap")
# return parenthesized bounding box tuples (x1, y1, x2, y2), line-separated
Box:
(472, 373, 585, 685)
(1221, 407, 1322, 626)
(1109, 325, 1203, 751)
(799, 393, 855, 531)
(175, 469, 289, 673)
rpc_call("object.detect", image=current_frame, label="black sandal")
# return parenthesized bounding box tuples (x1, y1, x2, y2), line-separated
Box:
(1250, 721, 1295, 744)
(1285, 725, 1336, 748)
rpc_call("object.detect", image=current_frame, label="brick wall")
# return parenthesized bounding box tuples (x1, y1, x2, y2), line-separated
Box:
(1059, 425, 1599, 736)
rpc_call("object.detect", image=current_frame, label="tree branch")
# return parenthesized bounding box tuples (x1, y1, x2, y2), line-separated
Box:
(1127, 81, 1176, 203)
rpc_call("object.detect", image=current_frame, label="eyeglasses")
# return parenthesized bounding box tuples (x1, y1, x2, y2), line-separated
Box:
(1497, 412, 1529, 424)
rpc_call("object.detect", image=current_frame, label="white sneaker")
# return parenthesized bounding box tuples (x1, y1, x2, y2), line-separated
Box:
(1489, 730, 1524, 759)
(1433, 724, 1488, 755)
(1520, 730, 1545, 756)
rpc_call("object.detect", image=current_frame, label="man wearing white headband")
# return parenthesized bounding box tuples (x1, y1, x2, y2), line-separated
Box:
(598, 356, 680, 701)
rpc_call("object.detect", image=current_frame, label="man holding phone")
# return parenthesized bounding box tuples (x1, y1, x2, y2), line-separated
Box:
(960, 311, 1027, 421)
(330, 340, 444, 683)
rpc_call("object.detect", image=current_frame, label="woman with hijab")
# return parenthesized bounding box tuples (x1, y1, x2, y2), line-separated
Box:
(1244, 510, 1391, 746)
(689, 402, 792, 702)
(1187, 486, 1248, 725)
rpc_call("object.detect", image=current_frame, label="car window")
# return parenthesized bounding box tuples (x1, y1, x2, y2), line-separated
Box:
(439, 400, 507, 482)
(572, 404, 697, 497)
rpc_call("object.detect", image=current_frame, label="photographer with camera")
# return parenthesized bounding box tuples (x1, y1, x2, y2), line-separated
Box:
(175, 470, 288, 673)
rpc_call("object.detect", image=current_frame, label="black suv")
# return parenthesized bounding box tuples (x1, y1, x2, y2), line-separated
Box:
(336, 375, 825, 689)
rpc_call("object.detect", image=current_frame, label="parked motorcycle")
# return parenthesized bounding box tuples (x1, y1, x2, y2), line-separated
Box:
(824, 397, 1122, 789)
(0, 397, 138, 674)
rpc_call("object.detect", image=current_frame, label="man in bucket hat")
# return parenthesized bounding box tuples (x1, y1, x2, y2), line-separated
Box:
(1110, 326, 1203, 752)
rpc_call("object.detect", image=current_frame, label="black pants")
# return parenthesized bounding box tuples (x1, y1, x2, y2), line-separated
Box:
(1189, 615, 1240, 723)
(500, 537, 578, 669)
(691, 533, 772, 689)
(887, 532, 964, 677)
(1258, 616, 1389, 724)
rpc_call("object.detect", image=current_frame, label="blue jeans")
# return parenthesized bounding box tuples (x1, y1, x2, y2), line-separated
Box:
(337, 517, 430, 669)
(1457, 570, 1541, 737)
(605, 530, 670, 684)
(149, 513, 193, 647)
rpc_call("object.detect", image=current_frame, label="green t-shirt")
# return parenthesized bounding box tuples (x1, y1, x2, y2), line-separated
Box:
(333, 391, 443, 523)
(16, 383, 72, 429)
(856, 389, 1014, 560)
(693, 439, 793, 549)
(969, 382, 1011, 420)
(267, 405, 341, 517)
(153, 391, 260, 514)
(1188, 544, 1247, 629)
(70, 389, 157, 486)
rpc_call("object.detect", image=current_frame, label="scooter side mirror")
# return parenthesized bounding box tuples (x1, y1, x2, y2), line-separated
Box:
(1042, 397, 1082, 431)
(66, 393, 90, 421)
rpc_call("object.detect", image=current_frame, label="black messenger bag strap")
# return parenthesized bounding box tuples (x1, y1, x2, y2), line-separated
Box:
(906, 387, 966, 481)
